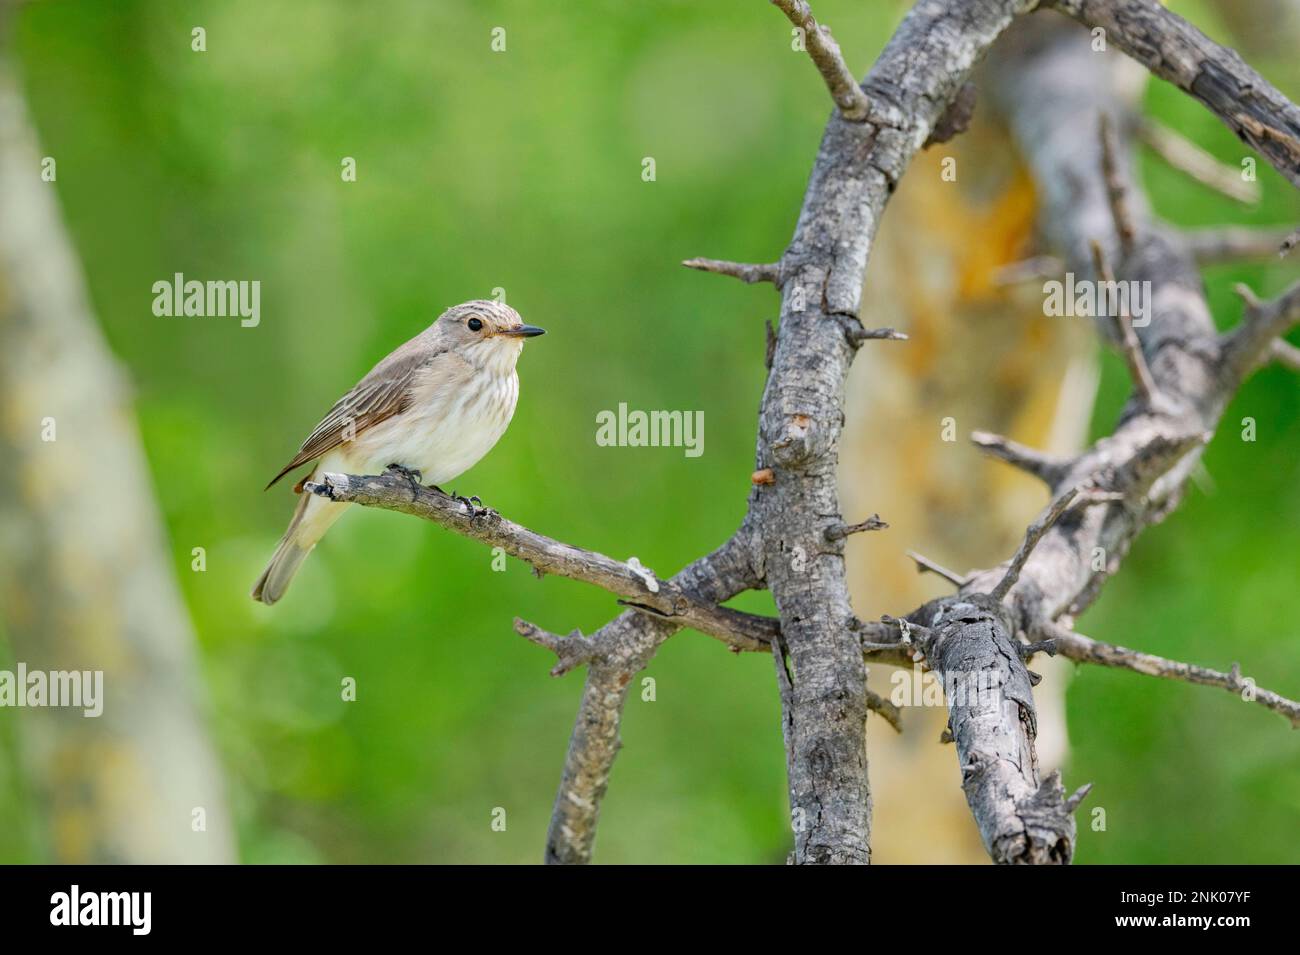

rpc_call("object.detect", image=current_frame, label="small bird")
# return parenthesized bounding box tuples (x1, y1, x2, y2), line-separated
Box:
(252, 300, 545, 604)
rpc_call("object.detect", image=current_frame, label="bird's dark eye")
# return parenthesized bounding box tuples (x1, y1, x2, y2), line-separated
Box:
(467, 317, 483, 332)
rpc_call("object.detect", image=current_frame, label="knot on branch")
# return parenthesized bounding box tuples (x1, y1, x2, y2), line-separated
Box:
(770, 413, 816, 467)
(514, 618, 597, 677)
(924, 81, 977, 148)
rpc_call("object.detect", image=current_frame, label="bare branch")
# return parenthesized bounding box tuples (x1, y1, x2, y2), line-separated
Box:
(988, 486, 1082, 602)
(1219, 279, 1300, 386)
(1137, 117, 1260, 204)
(1089, 239, 1159, 404)
(908, 595, 1083, 863)
(825, 513, 888, 540)
(543, 528, 764, 864)
(514, 619, 596, 677)
(906, 550, 967, 588)
(1048, 0, 1300, 189)
(301, 470, 780, 864)
(1097, 113, 1138, 257)
(847, 325, 909, 343)
(1185, 225, 1299, 264)
(304, 471, 776, 654)
(770, 0, 870, 120)
(1099, 113, 1137, 256)
(1270, 338, 1300, 372)
(681, 257, 782, 286)
(864, 686, 904, 733)
(1041, 620, 1300, 728)
(617, 598, 778, 653)
(971, 430, 1072, 486)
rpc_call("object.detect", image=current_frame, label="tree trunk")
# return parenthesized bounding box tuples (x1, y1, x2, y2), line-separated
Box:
(0, 53, 235, 864)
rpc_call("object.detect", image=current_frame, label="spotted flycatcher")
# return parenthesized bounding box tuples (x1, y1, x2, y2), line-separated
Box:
(252, 300, 544, 604)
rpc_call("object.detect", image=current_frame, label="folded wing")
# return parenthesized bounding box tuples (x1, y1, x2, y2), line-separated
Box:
(265, 348, 437, 489)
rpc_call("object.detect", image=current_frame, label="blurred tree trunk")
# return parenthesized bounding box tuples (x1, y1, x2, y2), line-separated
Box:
(841, 31, 1145, 862)
(0, 49, 235, 862)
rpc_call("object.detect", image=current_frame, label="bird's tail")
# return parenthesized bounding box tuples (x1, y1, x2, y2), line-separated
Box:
(252, 484, 348, 605)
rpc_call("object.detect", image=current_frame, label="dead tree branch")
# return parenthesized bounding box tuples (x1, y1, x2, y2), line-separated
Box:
(681, 257, 783, 286)
(971, 430, 1072, 486)
(883, 9, 1300, 862)
(306, 471, 778, 654)
(538, 527, 765, 864)
(1185, 226, 1299, 264)
(1039, 620, 1300, 728)
(1136, 117, 1261, 204)
(1089, 238, 1160, 404)
(770, 0, 871, 120)
(746, 0, 1037, 865)
(1219, 279, 1300, 387)
(1046, 0, 1300, 188)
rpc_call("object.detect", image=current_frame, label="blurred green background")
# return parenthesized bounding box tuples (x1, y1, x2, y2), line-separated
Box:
(1, 0, 1296, 863)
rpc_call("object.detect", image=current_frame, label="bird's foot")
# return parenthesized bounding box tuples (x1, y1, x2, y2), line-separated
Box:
(385, 463, 424, 500)
(451, 491, 487, 517)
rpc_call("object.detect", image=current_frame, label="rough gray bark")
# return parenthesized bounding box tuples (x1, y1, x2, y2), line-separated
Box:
(754, 0, 1038, 866)
(908, 593, 1086, 864)
(1046, 0, 1300, 189)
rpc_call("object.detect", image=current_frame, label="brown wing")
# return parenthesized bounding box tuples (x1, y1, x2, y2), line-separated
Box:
(264, 348, 435, 490)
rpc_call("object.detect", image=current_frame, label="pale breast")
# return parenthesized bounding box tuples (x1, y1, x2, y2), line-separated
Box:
(345, 367, 519, 486)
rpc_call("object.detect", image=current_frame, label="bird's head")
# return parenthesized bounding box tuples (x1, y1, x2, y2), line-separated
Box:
(432, 300, 545, 373)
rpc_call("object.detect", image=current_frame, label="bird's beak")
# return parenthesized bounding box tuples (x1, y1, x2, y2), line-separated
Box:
(500, 324, 546, 338)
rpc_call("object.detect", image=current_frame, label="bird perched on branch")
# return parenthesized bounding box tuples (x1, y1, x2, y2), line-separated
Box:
(252, 300, 545, 604)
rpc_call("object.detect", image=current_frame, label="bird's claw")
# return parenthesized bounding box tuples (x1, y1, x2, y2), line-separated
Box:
(452, 492, 486, 516)
(385, 463, 424, 499)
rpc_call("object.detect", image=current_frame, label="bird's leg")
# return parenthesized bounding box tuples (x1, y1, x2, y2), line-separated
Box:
(385, 463, 424, 500)
(450, 490, 486, 516)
